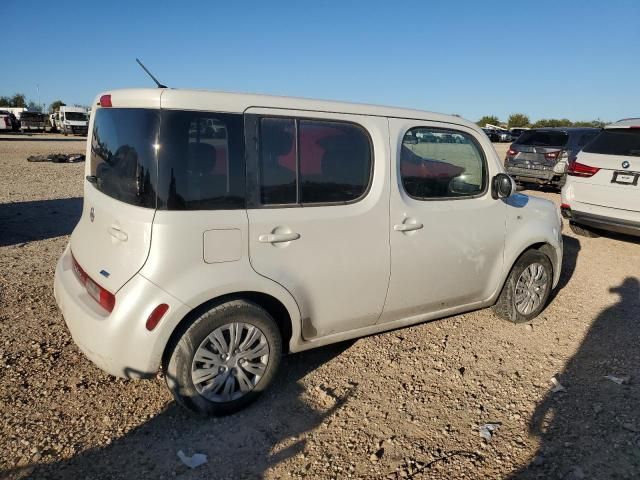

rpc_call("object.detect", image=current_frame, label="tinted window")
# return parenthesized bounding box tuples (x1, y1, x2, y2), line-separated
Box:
(299, 120, 371, 203)
(258, 118, 372, 205)
(259, 118, 297, 205)
(517, 130, 569, 147)
(401, 128, 486, 199)
(576, 132, 599, 149)
(582, 129, 640, 157)
(157, 111, 245, 209)
(91, 108, 160, 208)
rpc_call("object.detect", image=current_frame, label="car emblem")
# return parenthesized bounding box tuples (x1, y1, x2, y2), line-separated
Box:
(622, 161, 630, 169)
(90, 207, 95, 223)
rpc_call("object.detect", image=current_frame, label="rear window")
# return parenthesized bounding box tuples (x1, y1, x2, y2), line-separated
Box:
(516, 130, 569, 147)
(582, 129, 640, 157)
(90, 108, 245, 210)
(91, 108, 160, 208)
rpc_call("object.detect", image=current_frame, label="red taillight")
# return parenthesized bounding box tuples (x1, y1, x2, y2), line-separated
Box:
(568, 161, 600, 178)
(99, 94, 112, 107)
(145, 304, 169, 331)
(71, 253, 115, 313)
(506, 147, 518, 157)
(544, 151, 560, 160)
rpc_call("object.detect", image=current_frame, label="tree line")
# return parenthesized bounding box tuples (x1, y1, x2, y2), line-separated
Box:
(477, 113, 607, 129)
(0, 92, 68, 113)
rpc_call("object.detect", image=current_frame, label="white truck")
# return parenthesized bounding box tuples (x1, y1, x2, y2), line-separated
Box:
(55, 106, 89, 135)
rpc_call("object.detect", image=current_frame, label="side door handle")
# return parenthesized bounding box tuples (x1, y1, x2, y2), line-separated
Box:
(258, 232, 301, 244)
(108, 225, 128, 241)
(393, 222, 423, 232)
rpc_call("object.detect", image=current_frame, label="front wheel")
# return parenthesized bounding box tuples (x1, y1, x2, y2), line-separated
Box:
(166, 300, 282, 415)
(493, 250, 553, 324)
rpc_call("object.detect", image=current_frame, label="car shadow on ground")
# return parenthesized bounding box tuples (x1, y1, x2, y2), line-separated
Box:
(5, 341, 356, 480)
(510, 277, 640, 479)
(0, 198, 82, 247)
(549, 234, 581, 302)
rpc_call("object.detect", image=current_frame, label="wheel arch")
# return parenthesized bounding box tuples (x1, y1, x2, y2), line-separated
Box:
(494, 240, 559, 304)
(161, 291, 295, 371)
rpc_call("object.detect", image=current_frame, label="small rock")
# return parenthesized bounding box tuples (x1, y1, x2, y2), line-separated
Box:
(525, 324, 533, 332)
(369, 448, 384, 462)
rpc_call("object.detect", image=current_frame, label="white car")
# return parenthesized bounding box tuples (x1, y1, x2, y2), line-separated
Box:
(561, 118, 640, 237)
(54, 88, 563, 415)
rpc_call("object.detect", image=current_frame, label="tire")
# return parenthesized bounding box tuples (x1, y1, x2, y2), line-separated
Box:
(493, 249, 553, 324)
(165, 300, 282, 415)
(569, 221, 599, 238)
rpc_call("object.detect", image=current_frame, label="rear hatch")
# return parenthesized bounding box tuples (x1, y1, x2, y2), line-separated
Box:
(570, 128, 640, 212)
(70, 91, 162, 294)
(509, 130, 569, 169)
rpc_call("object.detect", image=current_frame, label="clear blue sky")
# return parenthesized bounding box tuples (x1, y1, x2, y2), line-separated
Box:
(2, 0, 639, 123)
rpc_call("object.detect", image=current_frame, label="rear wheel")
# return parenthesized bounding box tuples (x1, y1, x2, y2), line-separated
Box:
(569, 221, 599, 238)
(166, 300, 282, 415)
(493, 250, 553, 324)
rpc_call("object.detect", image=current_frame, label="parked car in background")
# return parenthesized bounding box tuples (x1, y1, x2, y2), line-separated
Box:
(482, 128, 499, 142)
(504, 127, 599, 189)
(20, 112, 47, 132)
(561, 118, 640, 237)
(0, 111, 12, 131)
(498, 130, 513, 142)
(0, 110, 19, 131)
(54, 88, 563, 415)
(55, 106, 89, 135)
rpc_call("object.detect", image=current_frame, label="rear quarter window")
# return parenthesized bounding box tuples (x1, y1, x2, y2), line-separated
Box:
(582, 129, 640, 157)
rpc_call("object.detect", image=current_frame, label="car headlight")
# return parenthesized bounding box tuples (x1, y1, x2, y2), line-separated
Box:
(553, 161, 568, 174)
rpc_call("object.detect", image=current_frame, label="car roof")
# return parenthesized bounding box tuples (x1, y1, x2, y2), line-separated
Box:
(607, 118, 640, 128)
(100, 88, 480, 131)
(524, 127, 599, 133)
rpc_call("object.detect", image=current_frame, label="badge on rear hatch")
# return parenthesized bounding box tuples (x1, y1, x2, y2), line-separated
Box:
(90, 207, 95, 223)
(622, 161, 630, 169)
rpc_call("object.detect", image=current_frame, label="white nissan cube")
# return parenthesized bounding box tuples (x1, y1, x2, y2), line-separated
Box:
(561, 118, 640, 238)
(54, 88, 563, 414)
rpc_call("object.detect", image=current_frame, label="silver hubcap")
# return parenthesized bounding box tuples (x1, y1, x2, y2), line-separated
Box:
(515, 263, 549, 315)
(191, 322, 269, 402)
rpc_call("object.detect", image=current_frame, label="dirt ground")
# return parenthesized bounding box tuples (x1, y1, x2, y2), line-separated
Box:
(1, 137, 639, 479)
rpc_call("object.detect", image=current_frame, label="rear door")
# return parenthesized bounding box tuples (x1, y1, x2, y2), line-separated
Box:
(70, 97, 161, 294)
(572, 128, 640, 212)
(244, 108, 390, 339)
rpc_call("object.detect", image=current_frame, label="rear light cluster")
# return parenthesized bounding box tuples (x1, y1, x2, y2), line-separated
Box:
(567, 159, 600, 177)
(71, 253, 115, 312)
(506, 148, 518, 157)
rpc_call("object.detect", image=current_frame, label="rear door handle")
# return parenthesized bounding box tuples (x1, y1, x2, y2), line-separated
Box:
(258, 232, 300, 244)
(108, 226, 128, 241)
(393, 222, 423, 232)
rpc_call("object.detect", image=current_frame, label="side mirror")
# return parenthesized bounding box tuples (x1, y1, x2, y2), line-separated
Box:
(492, 173, 514, 199)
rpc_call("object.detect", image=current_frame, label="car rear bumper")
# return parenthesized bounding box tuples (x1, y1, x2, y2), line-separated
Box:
(54, 245, 190, 378)
(563, 208, 640, 237)
(505, 166, 562, 185)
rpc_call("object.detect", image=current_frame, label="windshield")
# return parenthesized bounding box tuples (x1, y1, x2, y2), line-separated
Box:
(516, 130, 568, 147)
(90, 108, 245, 210)
(582, 129, 640, 157)
(65, 112, 87, 121)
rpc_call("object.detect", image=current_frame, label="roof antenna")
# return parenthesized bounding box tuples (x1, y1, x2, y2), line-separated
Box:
(135, 58, 167, 88)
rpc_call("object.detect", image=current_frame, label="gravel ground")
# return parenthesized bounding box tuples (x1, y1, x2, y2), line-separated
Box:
(1, 138, 639, 479)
